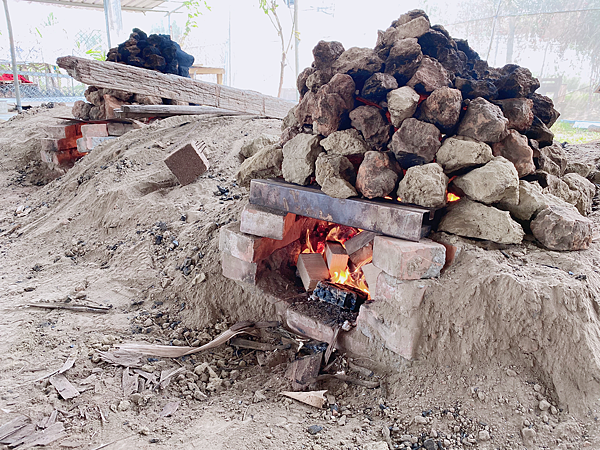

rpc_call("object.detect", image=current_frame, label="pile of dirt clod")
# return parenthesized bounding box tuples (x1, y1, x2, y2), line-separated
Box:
(2, 107, 600, 426)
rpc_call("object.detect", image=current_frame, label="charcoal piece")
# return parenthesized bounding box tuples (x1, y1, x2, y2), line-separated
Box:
(142, 46, 161, 58)
(312, 281, 368, 312)
(136, 39, 149, 51)
(127, 57, 145, 68)
(145, 54, 166, 71)
(131, 27, 147, 41)
(455, 38, 480, 60)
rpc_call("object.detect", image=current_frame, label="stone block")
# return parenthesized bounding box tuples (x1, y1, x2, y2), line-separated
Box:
(357, 275, 428, 359)
(221, 250, 258, 284)
(297, 253, 330, 291)
(164, 141, 210, 186)
(372, 236, 445, 280)
(239, 204, 296, 240)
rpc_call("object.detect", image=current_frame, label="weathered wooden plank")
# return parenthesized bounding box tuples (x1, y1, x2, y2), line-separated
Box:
(56, 56, 295, 119)
(248, 179, 434, 241)
(0, 415, 29, 441)
(115, 104, 247, 119)
(49, 373, 80, 400)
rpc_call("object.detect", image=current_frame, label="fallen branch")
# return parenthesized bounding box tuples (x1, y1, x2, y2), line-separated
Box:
(115, 104, 248, 119)
(118, 321, 280, 358)
(90, 434, 135, 450)
(27, 303, 110, 313)
(229, 337, 290, 351)
(315, 373, 380, 389)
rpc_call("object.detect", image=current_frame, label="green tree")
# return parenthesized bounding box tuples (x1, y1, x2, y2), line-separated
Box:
(259, 0, 298, 97)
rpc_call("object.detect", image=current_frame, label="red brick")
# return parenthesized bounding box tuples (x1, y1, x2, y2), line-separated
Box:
(40, 138, 78, 153)
(219, 218, 313, 263)
(356, 276, 429, 360)
(164, 141, 210, 186)
(361, 263, 382, 292)
(372, 236, 445, 280)
(46, 124, 82, 140)
(107, 121, 143, 136)
(239, 204, 296, 240)
(81, 123, 108, 139)
(221, 250, 258, 284)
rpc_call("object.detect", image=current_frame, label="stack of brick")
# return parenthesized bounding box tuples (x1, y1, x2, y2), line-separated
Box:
(40, 124, 86, 168)
(41, 120, 142, 169)
(219, 200, 455, 361)
(219, 205, 313, 284)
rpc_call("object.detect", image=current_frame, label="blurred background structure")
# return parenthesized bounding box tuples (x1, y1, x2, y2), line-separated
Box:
(0, 0, 598, 141)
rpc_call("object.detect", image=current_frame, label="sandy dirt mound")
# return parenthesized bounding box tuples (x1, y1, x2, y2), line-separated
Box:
(0, 107, 599, 449)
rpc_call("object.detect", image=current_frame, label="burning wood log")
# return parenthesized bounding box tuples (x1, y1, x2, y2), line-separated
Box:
(297, 253, 330, 291)
(311, 280, 368, 312)
(325, 241, 348, 279)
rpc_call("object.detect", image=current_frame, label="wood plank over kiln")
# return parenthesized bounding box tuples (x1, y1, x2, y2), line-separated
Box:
(249, 179, 432, 241)
(56, 56, 295, 119)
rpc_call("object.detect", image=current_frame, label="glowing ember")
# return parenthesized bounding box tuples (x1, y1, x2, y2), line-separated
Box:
(447, 192, 461, 202)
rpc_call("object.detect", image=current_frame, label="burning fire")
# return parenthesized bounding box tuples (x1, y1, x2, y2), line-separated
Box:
(301, 223, 370, 297)
(447, 192, 461, 202)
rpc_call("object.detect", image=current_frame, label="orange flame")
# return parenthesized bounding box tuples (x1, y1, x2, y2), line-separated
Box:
(447, 192, 460, 202)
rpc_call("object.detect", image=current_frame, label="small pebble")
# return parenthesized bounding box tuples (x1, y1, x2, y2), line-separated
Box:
(307, 425, 323, 435)
(539, 399, 551, 411)
(118, 400, 131, 411)
(478, 430, 490, 441)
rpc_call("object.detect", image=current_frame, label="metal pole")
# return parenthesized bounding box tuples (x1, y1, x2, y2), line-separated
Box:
(228, 10, 232, 86)
(293, 0, 299, 101)
(2, 0, 21, 112)
(104, 0, 112, 48)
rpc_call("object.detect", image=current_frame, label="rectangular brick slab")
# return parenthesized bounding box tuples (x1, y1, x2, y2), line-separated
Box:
(164, 141, 210, 186)
(239, 204, 296, 240)
(372, 236, 445, 280)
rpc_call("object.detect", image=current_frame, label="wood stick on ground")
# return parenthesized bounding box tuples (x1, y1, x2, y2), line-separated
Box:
(56, 56, 295, 119)
(27, 303, 110, 313)
(315, 373, 380, 389)
(90, 434, 135, 450)
(115, 104, 248, 119)
(118, 321, 280, 358)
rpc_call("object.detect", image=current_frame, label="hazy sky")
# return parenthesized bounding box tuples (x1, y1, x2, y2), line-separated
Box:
(1, 0, 594, 100)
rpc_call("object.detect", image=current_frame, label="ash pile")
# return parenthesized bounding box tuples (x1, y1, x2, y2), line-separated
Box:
(239, 9, 596, 252)
(71, 29, 195, 121)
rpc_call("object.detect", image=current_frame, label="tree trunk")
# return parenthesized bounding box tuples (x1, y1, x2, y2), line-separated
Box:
(506, 17, 516, 64)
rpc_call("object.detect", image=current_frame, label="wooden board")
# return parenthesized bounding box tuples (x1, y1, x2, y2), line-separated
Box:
(56, 56, 295, 119)
(114, 104, 246, 119)
(249, 179, 437, 242)
(49, 373, 80, 400)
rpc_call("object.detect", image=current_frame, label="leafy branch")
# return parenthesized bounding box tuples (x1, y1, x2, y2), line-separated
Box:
(259, 0, 298, 97)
